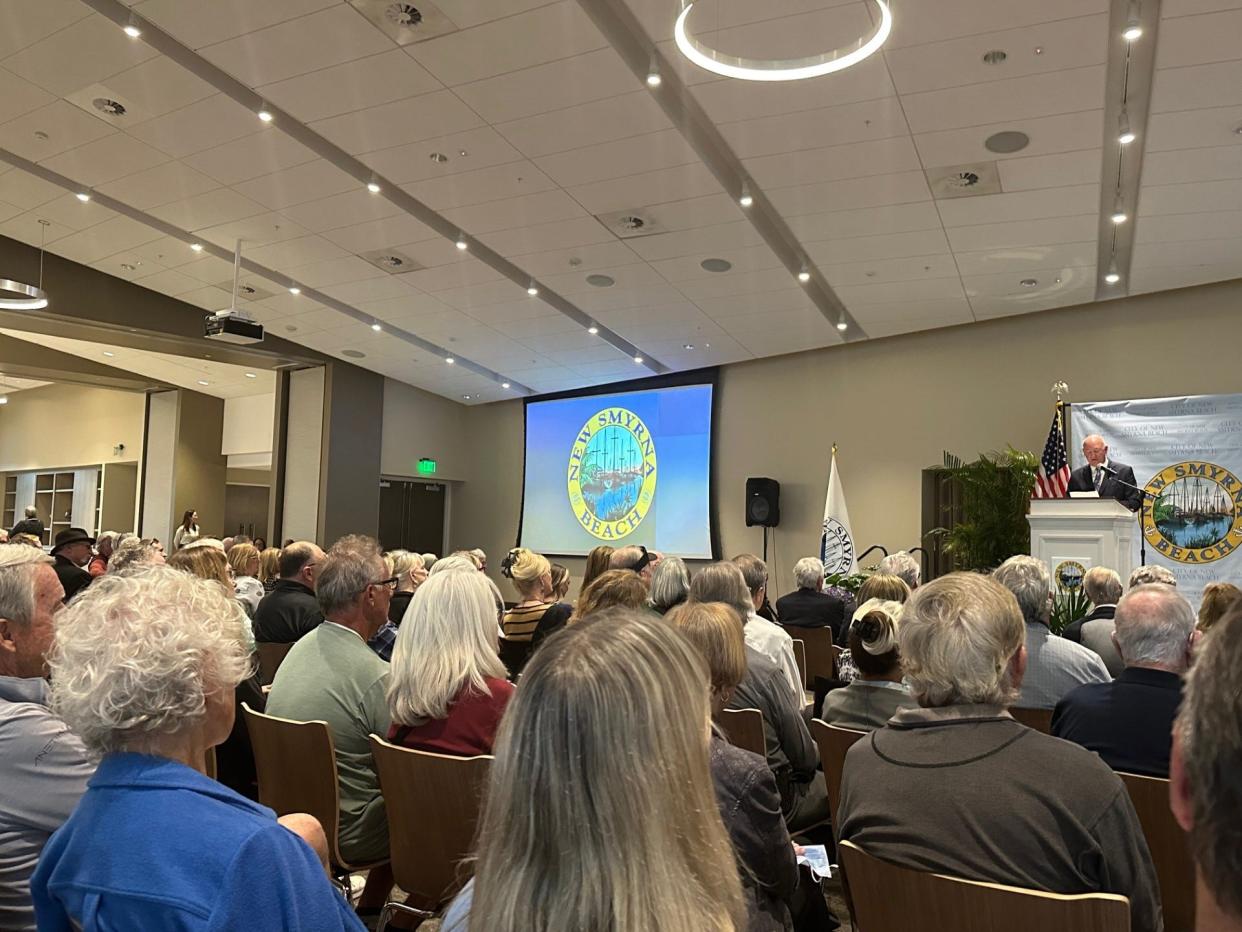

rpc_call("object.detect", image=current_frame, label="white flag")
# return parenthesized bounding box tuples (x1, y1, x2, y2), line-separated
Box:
(820, 449, 857, 576)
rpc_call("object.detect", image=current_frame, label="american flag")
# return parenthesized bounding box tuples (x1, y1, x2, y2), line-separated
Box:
(1033, 407, 1070, 498)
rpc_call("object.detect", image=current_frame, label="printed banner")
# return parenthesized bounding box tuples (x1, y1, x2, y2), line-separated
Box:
(1070, 393, 1242, 606)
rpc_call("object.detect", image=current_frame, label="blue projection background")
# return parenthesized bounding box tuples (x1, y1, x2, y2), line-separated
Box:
(520, 382, 714, 558)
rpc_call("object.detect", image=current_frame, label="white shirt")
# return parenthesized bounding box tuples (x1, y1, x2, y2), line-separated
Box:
(744, 611, 803, 707)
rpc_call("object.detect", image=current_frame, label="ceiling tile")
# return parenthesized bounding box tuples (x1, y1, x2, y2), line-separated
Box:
(936, 184, 1099, 227)
(183, 129, 317, 185)
(567, 162, 723, 216)
(805, 229, 952, 264)
(691, 55, 894, 124)
(719, 96, 909, 162)
(997, 149, 1102, 191)
(788, 202, 945, 242)
(258, 49, 442, 124)
(197, 4, 392, 87)
(744, 136, 922, 190)
(1140, 179, 1242, 215)
(0, 100, 115, 161)
(963, 265, 1097, 297)
(402, 160, 559, 211)
(1154, 8, 1242, 69)
(132, 0, 338, 50)
(360, 126, 524, 185)
(320, 212, 441, 253)
(835, 276, 967, 305)
(0, 0, 92, 60)
(954, 241, 1097, 276)
(821, 253, 961, 287)
(279, 188, 404, 233)
(441, 189, 587, 234)
(39, 133, 170, 187)
(886, 0, 1107, 49)
(0, 65, 56, 124)
(1151, 60, 1242, 112)
(478, 215, 615, 255)
(1146, 105, 1242, 152)
(233, 159, 361, 210)
(194, 211, 310, 249)
(914, 109, 1103, 168)
(97, 160, 220, 210)
(946, 214, 1098, 251)
(244, 234, 349, 268)
(102, 55, 217, 119)
(1142, 145, 1242, 185)
(3, 12, 158, 97)
(49, 215, 164, 264)
(127, 94, 261, 159)
(149, 188, 267, 231)
(310, 89, 485, 155)
(1134, 210, 1242, 243)
(849, 298, 975, 338)
(625, 221, 764, 262)
(901, 66, 1106, 135)
(534, 128, 699, 188)
(283, 254, 384, 289)
(453, 48, 638, 124)
(494, 90, 670, 159)
(0, 167, 75, 210)
(767, 171, 931, 217)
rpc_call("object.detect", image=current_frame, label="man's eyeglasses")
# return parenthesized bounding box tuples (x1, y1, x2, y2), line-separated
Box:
(370, 576, 398, 591)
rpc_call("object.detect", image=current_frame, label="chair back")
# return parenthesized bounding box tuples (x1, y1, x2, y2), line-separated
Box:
(791, 639, 806, 690)
(839, 840, 1130, 932)
(719, 708, 766, 757)
(1009, 706, 1053, 734)
(810, 719, 866, 828)
(369, 735, 492, 912)
(1118, 771, 1195, 932)
(242, 702, 372, 871)
(782, 625, 835, 687)
(255, 641, 293, 685)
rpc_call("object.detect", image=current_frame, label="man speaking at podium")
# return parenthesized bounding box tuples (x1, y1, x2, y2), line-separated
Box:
(1068, 434, 1142, 512)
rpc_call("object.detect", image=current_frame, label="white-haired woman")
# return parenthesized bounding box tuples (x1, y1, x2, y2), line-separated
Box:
(650, 555, 691, 614)
(821, 598, 917, 731)
(31, 567, 364, 931)
(385, 549, 428, 625)
(441, 610, 746, 932)
(386, 570, 513, 756)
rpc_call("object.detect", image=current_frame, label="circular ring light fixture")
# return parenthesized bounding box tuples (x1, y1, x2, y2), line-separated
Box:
(674, 0, 893, 82)
(0, 278, 49, 311)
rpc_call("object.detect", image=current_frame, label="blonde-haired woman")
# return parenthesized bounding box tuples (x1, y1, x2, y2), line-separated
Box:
(258, 547, 281, 592)
(566, 569, 650, 624)
(582, 544, 614, 589)
(499, 548, 557, 642)
(822, 598, 917, 731)
(386, 549, 429, 625)
(386, 570, 512, 756)
(227, 543, 263, 617)
(441, 610, 745, 932)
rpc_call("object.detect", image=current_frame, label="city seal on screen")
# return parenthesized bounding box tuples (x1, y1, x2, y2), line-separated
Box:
(1141, 461, 1242, 564)
(567, 406, 658, 541)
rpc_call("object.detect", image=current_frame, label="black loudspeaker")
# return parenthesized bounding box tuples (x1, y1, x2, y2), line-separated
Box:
(745, 477, 780, 527)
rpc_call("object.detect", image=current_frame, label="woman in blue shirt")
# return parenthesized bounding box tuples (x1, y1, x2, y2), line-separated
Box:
(31, 567, 365, 932)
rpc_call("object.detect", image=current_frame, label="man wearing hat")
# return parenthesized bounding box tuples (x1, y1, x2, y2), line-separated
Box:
(50, 529, 93, 603)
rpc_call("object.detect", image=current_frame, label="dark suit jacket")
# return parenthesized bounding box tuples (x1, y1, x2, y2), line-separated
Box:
(1051, 667, 1183, 777)
(775, 587, 850, 643)
(53, 556, 92, 603)
(252, 579, 323, 643)
(1063, 604, 1116, 644)
(1067, 460, 1142, 511)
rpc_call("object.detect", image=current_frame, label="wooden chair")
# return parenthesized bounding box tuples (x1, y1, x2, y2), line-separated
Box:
(791, 639, 806, 692)
(369, 736, 493, 929)
(839, 839, 1131, 932)
(782, 625, 835, 688)
(810, 719, 866, 830)
(719, 708, 767, 757)
(1009, 706, 1053, 734)
(255, 641, 293, 686)
(241, 703, 387, 878)
(1118, 771, 1195, 932)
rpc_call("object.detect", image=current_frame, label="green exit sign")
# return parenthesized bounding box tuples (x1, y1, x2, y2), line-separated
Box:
(417, 457, 437, 476)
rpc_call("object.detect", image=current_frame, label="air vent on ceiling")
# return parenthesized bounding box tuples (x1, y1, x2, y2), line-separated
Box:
(66, 83, 151, 126)
(212, 280, 276, 302)
(925, 161, 1002, 199)
(93, 98, 126, 117)
(596, 209, 665, 239)
(349, 0, 457, 44)
(361, 248, 425, 274)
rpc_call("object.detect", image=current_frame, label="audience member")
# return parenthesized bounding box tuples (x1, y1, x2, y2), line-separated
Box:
(1052, 583, 1193, 777)
(8, 534, 40, 549)
(421, 552, 437, 571)
(386, 571, 513, 756)
(668, 600, 801, 930)
(228, 535, 251, 552)
(1197, 581, 1241, 633)
(1063, 566, 1123, 644)
(168, 545, 232, 590)
(430, 553, 483, 576)
(565, 569, 650, 625)
(836, 573, 910, 683)
(689, 562, 827, 832)
(50, 528, 93, 603)
(265, 537, 393, 884)
(1129, 564, 1177, 588)
(441, 610, 745, 932)
(609, 544, 655, 581)
(548, 563, 571, 601)
(258, 546, 280, 591)
(470, 548, 488, 573)
(1080, 604, 1126, 677)
(731, 554, 802, 706)
(252, 541, 326, 644)
(171, 510, 201, 552)
(385, 549, 428, 625)
(837, 572, 1161, 932)
(104, 537, 164, 574)
(877, 550, 921, 590)
(32, 568, 361, 930)
(775, 556, 851, 642)
(227, 543, 264, 617)
(221, 537, 235, 552)
(0, 529, 7, 543)
(451, 549, 484, 570)
(649, 555, 690, 615)
(87, 531, 117, 577)
(582, 544, 614, 589)
(9, 506, 43, 542)
(822, 599, 917, 731)
(992, 555, 1110, 708)
(0, 546, 93, 931)
(1170, 606, 1242, 931)
(252, 536, 267, 552)
(500, 548, 558, 642)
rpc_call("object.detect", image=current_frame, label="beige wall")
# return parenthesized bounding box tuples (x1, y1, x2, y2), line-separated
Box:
(174, 391, 228, 538)
(0, 383, 144, 471)
(381, 378, 473, 482)
(444, 280, 1242, 599)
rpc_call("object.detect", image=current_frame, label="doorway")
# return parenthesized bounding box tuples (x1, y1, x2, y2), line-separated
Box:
(379, 478, 446, 554)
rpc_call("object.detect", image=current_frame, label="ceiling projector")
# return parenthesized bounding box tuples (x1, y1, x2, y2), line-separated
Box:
(204, 307, 264, 345)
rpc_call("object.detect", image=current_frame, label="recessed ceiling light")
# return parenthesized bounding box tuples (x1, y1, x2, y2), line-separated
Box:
(646, 67, 662, 88)
(462, 394, 472, 400)
(797, 266, 811, 283)
(0, 396, 7, 405)
(445, 356, 455, 364)
(1122, 18, 1142, 42)
(124, 23, 142, 38)
(700, 258, 732, 273)
(367, 180, 381, 194)
(683, 343, 695, 350)
(1033, 46, 1044, 55)
(75, 191, 91, 202)
(984, 130, 1029, 154)
(458, 149, 468, 157)
(633, 355, 644, 364)
(836, 321, 848, 331)
(102, 351, 115, 358)
(1234, 123, 1242, 136)
(586, 274, 615, 287)
(1020, 278, 1038, 287)
(1111, 208, 1128, 224)
(982, 49, 1007, 65)
(245, 372, 257, 378)
(197, 380, 210, 386)
(502, 382, 511, 389)
(587, 325, 599, 334)
(1118, 109, 1135, 145)
(455, 234, 468, 251)
(371, 322, 382, 332)
(739, 184, 753, 208)
(527, 282, 539, 296)
(1104, 263, 1121, 284)
(257, 107, 274, 123)
(288, 286, 300, 295)
(191, 243, 203, 252)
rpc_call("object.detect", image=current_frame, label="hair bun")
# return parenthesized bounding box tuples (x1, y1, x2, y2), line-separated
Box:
(855, 615, 883, 643)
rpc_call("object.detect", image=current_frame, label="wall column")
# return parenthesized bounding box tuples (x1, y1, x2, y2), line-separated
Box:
(139, 389, 227, 543)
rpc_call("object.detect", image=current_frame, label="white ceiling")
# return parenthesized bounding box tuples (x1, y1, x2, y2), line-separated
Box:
(0, 0, 1237, 404)
(0, 328, 276, 398)
(0, 374, 50, 396)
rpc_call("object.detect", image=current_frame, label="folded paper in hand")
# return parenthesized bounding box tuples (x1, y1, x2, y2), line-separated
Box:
(796, 845, 832, 880)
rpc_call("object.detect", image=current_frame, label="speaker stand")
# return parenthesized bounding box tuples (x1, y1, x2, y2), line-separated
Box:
(762, 525, 769, 562)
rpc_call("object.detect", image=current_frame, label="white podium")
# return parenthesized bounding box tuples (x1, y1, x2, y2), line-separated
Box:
(1028, 499, 1137, 587)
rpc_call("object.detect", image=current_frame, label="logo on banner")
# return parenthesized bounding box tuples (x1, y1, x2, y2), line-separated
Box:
(567, 407, 657, 541)
(820, 518, 855, 576)
(1055, 560, 1087, 590)
(1143, 461, 1242, 564)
